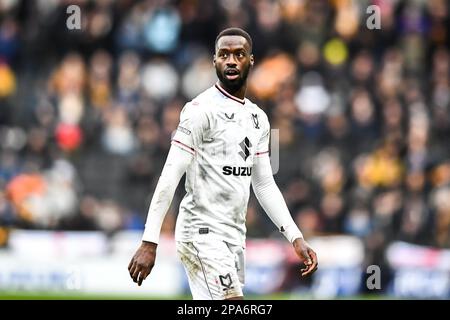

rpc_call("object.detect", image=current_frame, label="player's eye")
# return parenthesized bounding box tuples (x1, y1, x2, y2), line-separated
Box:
(219, 52, 228, 58)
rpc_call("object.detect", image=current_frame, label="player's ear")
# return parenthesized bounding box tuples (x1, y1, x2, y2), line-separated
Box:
(250, 54, 254, 66)
(213, 54, 216, 66)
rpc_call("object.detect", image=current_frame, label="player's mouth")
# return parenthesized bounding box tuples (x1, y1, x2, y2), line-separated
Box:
(224, 68, 240, 80)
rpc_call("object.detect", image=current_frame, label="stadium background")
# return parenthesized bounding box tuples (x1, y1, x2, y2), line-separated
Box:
(0, 0, 449, 299)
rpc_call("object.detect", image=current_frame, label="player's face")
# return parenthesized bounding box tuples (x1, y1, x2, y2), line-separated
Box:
(214, 36, 254, 92)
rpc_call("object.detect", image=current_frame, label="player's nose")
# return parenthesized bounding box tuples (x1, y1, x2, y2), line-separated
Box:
(226, 54, 238, 66)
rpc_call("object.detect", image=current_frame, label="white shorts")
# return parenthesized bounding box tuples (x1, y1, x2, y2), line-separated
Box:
(176, 239, 245, 300)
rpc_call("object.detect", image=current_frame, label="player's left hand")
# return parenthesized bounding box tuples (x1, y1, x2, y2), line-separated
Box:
(293, 238, 318, 277)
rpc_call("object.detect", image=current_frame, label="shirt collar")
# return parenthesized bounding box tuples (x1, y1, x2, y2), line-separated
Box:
(214, 83, 246, 105)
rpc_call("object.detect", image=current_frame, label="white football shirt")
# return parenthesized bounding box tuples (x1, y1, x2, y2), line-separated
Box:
(172, 84, 270, 247)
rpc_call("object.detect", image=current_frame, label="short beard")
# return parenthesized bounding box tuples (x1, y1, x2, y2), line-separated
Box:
(216, 65, 250, 93)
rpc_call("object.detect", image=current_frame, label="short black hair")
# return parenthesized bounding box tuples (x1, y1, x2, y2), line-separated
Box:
(215, 27, 253, 53)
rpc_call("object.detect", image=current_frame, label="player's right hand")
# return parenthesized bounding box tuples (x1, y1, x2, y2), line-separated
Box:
(128, 241, 157, 286)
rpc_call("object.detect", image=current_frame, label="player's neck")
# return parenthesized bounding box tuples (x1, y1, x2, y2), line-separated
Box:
(217, 81, 247, 100)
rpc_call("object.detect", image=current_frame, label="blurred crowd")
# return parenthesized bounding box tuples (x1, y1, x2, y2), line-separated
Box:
(0, 0, 449, 270)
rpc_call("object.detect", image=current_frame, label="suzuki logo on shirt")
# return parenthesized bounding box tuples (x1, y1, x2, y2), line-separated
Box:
(238, 137, 252, 161)
(222, 166, 252, 176)
(222, 137, 253, 176)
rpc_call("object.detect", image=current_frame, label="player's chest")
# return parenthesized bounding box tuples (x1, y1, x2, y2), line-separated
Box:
(205, 108, 262, 145)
